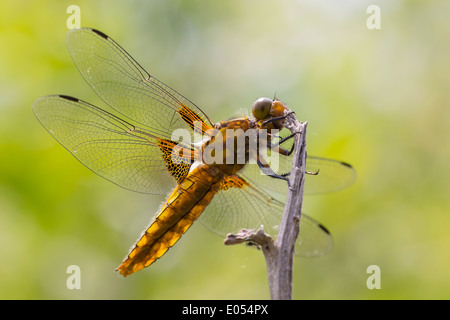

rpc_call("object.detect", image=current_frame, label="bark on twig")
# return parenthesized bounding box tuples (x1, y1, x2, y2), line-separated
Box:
(224, 115, 308, 300)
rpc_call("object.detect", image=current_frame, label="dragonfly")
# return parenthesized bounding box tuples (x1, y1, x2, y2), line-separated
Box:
(32, 28, 356, 277)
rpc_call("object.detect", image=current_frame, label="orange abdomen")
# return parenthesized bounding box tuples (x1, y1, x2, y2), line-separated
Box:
(117, 165, 220, 276)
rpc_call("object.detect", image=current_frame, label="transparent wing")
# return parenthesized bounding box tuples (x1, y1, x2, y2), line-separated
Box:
(32, 95, 177, 194)
(66, 28, 213, 140)
(304, 156, 356, 194)
(240, 154, 356, 200)
(199, 175, 332, 257)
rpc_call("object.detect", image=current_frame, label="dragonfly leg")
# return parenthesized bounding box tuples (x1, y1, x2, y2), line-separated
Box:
(267, 132, 298, 156)
(279, 167, 319, 177)
(261, 111, 295, 127)
(256, 156, 291, 188)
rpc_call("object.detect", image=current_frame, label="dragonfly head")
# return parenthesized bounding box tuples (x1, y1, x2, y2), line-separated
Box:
(251, 97, 290, 130)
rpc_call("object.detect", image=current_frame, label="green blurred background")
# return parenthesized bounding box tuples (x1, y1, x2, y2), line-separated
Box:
(1, 0, 449, 299)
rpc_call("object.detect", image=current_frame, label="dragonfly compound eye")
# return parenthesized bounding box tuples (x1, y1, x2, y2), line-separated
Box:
(251, 97, 272, 120)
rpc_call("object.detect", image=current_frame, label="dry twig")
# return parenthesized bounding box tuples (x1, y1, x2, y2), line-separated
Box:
(225, 114, 307, 300)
